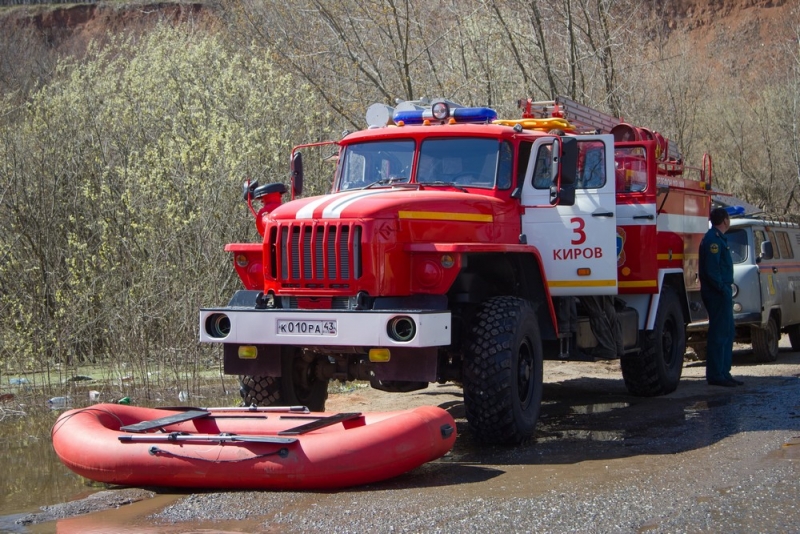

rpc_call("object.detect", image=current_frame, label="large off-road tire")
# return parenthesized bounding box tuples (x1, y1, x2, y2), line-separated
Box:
(621, 287, 685, 396)
(787, 323, 800, 351)
(752, 316, 779, 362)
(239, 347, 328, 411)
(462, 296, 544, 445)
(240, 375, 282, 406)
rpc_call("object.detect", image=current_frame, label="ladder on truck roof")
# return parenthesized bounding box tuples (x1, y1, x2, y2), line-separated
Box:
(525, 96, 620, 135)
(523, 96, 682, 163)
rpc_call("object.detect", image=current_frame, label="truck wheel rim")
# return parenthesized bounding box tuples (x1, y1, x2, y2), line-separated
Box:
(517, 339, 534, 409)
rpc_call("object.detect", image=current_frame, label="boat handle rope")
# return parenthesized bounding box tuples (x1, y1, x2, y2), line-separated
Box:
(51, 406, 125, 438)
(148, 445, 290, 462)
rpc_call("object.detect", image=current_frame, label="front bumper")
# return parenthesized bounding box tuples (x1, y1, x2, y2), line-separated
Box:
(199, 308, 451, 347)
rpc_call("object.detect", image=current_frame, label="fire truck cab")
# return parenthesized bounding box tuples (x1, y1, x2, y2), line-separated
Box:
(200, 97, 712, 445)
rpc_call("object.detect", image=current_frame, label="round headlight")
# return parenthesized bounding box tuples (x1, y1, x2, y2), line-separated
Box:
(731, 283, 738, 297)
(431, 101, 450, 121)
(415, 259, 443, 288)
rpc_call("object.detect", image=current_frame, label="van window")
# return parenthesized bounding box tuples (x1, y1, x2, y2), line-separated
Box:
(776, 231, 794, 259)
(726, 229, 748, 264)
(766, 230, 781, 259)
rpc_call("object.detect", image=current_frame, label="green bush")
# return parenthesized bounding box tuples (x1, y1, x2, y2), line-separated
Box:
(0, 24, 331, 392)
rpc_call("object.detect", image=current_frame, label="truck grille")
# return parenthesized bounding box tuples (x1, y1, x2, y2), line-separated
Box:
(270, 222, 362, 286)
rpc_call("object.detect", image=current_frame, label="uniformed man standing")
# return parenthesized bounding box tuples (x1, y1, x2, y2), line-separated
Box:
(698, 207, 743, 387)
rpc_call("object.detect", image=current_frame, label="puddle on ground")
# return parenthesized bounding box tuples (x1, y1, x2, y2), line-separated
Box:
(0, 394, 234, 522)
(558, 429, 625, 442)
(766, 435, 800, 461)
(570, 402, 629, 414)
(28, 494, 181, 534)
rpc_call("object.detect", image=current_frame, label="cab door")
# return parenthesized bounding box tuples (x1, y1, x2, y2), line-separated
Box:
(520, 135, 618, 296)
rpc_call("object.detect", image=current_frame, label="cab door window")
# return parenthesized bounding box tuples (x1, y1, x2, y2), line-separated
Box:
(533, 140, 607, 190)
(532, 142, 554, 189)
(754, 230, 766, 254)
(726, 228, 748, 263)
(577, 141, 605, 189)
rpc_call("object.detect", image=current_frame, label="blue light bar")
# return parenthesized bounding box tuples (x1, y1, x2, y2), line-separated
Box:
(392, 106, 497, 125)
(451, 107, 498, 123)
(725, 205, 746, 217)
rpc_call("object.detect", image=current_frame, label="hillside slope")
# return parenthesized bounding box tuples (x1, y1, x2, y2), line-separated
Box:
(652, 0, 796, 81)
(1, 0, 794, 88)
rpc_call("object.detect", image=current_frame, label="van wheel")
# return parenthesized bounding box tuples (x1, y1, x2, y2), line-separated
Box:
(787, 324, 800, 351)
(752, 316, 779, 362)
(687, 344, 707, 361)
(462, 296, 543, 445)
(621, 287, 685, 396)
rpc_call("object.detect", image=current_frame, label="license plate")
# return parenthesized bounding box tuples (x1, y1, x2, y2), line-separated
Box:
(277, 319, 337, 336)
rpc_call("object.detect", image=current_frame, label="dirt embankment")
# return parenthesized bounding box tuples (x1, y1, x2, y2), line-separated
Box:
(653, 0, 797, 81)
(0, 0, 795, 72)
(0, 2, 217, 57)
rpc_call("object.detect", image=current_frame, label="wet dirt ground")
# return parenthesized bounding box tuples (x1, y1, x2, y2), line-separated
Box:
(6, 338, 800, 533)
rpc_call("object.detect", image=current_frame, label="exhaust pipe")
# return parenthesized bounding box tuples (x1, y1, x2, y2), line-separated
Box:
(386, 316, 416, 342)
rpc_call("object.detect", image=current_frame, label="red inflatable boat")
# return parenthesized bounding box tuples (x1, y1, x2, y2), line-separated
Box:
(51, 403, 456, 490)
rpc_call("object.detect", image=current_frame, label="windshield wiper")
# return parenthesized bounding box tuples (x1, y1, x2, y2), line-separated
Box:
(420, 181, 468, 193)
(361, 177, 410, 189)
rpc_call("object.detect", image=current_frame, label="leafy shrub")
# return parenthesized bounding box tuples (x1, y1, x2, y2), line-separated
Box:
(0, 24, 331, 392)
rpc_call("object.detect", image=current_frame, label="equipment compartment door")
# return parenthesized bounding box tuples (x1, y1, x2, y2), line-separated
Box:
(520, 135, 618, 296)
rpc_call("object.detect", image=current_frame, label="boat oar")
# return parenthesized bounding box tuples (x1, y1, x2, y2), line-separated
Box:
(203, 406, 310, 413)
(155, 406, 310, 413)
(120, 406, 312, 433)
(118, 432, 298, 445)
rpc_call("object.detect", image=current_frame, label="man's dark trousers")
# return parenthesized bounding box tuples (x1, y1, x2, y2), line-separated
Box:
(702, 287, 734, 382)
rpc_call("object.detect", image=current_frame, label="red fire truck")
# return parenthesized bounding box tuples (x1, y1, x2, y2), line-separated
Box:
(200, 96, 713, 444)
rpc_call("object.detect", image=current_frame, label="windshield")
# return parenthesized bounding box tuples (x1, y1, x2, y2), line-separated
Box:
(418, 138, 509, 188)
(338, 140, 415, 190)
(337, 137, 510, 191)
(727, 228, 748, 264)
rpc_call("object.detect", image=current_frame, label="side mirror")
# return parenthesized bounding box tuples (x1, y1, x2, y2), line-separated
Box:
(559, 137, 578, 186)
(291, 152, 304, 198)
(554, 137, 577, 206)
(550, 138, 560, 183)
(242, 179, 259, 201)
(253, 182, 287, 200)
(760, 241, 774, 261)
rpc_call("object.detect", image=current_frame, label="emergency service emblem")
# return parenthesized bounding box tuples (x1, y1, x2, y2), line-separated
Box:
(710, 243, 719, 254)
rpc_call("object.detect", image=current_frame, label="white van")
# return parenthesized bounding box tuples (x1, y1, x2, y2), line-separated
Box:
(688, 218, 800, 361)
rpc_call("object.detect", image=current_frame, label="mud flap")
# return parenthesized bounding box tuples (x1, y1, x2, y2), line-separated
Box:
(223, 344, 282, 375)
